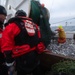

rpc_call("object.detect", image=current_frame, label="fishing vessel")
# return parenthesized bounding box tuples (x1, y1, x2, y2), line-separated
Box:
(1, 0, 75, 72)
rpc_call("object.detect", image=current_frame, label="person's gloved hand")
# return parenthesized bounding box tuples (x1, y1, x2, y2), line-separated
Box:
(6, 61, 15, 75)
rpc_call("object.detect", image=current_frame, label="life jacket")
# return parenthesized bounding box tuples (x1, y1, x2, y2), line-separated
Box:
(5, 17, 41, 57)
(14, 19, 40, 47)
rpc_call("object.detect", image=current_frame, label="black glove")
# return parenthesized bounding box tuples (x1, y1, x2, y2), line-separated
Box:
(4, 50, 15, 75)
(6, 61, 15, 75)
(4, 50, 14, 63)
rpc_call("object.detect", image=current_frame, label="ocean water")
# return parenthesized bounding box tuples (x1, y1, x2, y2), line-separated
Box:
(51, 26, 75, 38)
(51, 26, 75, 31)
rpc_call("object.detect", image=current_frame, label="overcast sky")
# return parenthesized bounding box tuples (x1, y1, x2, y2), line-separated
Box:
(1, 0, 75, 26)
(40, 0, 75, 26)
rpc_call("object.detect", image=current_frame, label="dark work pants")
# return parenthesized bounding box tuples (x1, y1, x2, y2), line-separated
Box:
(17, 65, 45, 75)
(16, 51, 45, 75)
(0, 65, 8, 75)
(0, 53, 8, 75)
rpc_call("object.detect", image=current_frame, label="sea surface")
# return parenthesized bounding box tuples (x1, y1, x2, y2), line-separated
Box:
(51, 26, 75, 31)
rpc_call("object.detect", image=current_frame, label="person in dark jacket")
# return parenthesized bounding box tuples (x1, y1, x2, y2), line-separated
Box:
(1, 10, 48, 75)
(0, 5, 8, 75)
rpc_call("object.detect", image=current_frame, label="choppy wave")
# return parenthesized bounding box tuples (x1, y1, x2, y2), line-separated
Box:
(51, 26, 75, 31)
